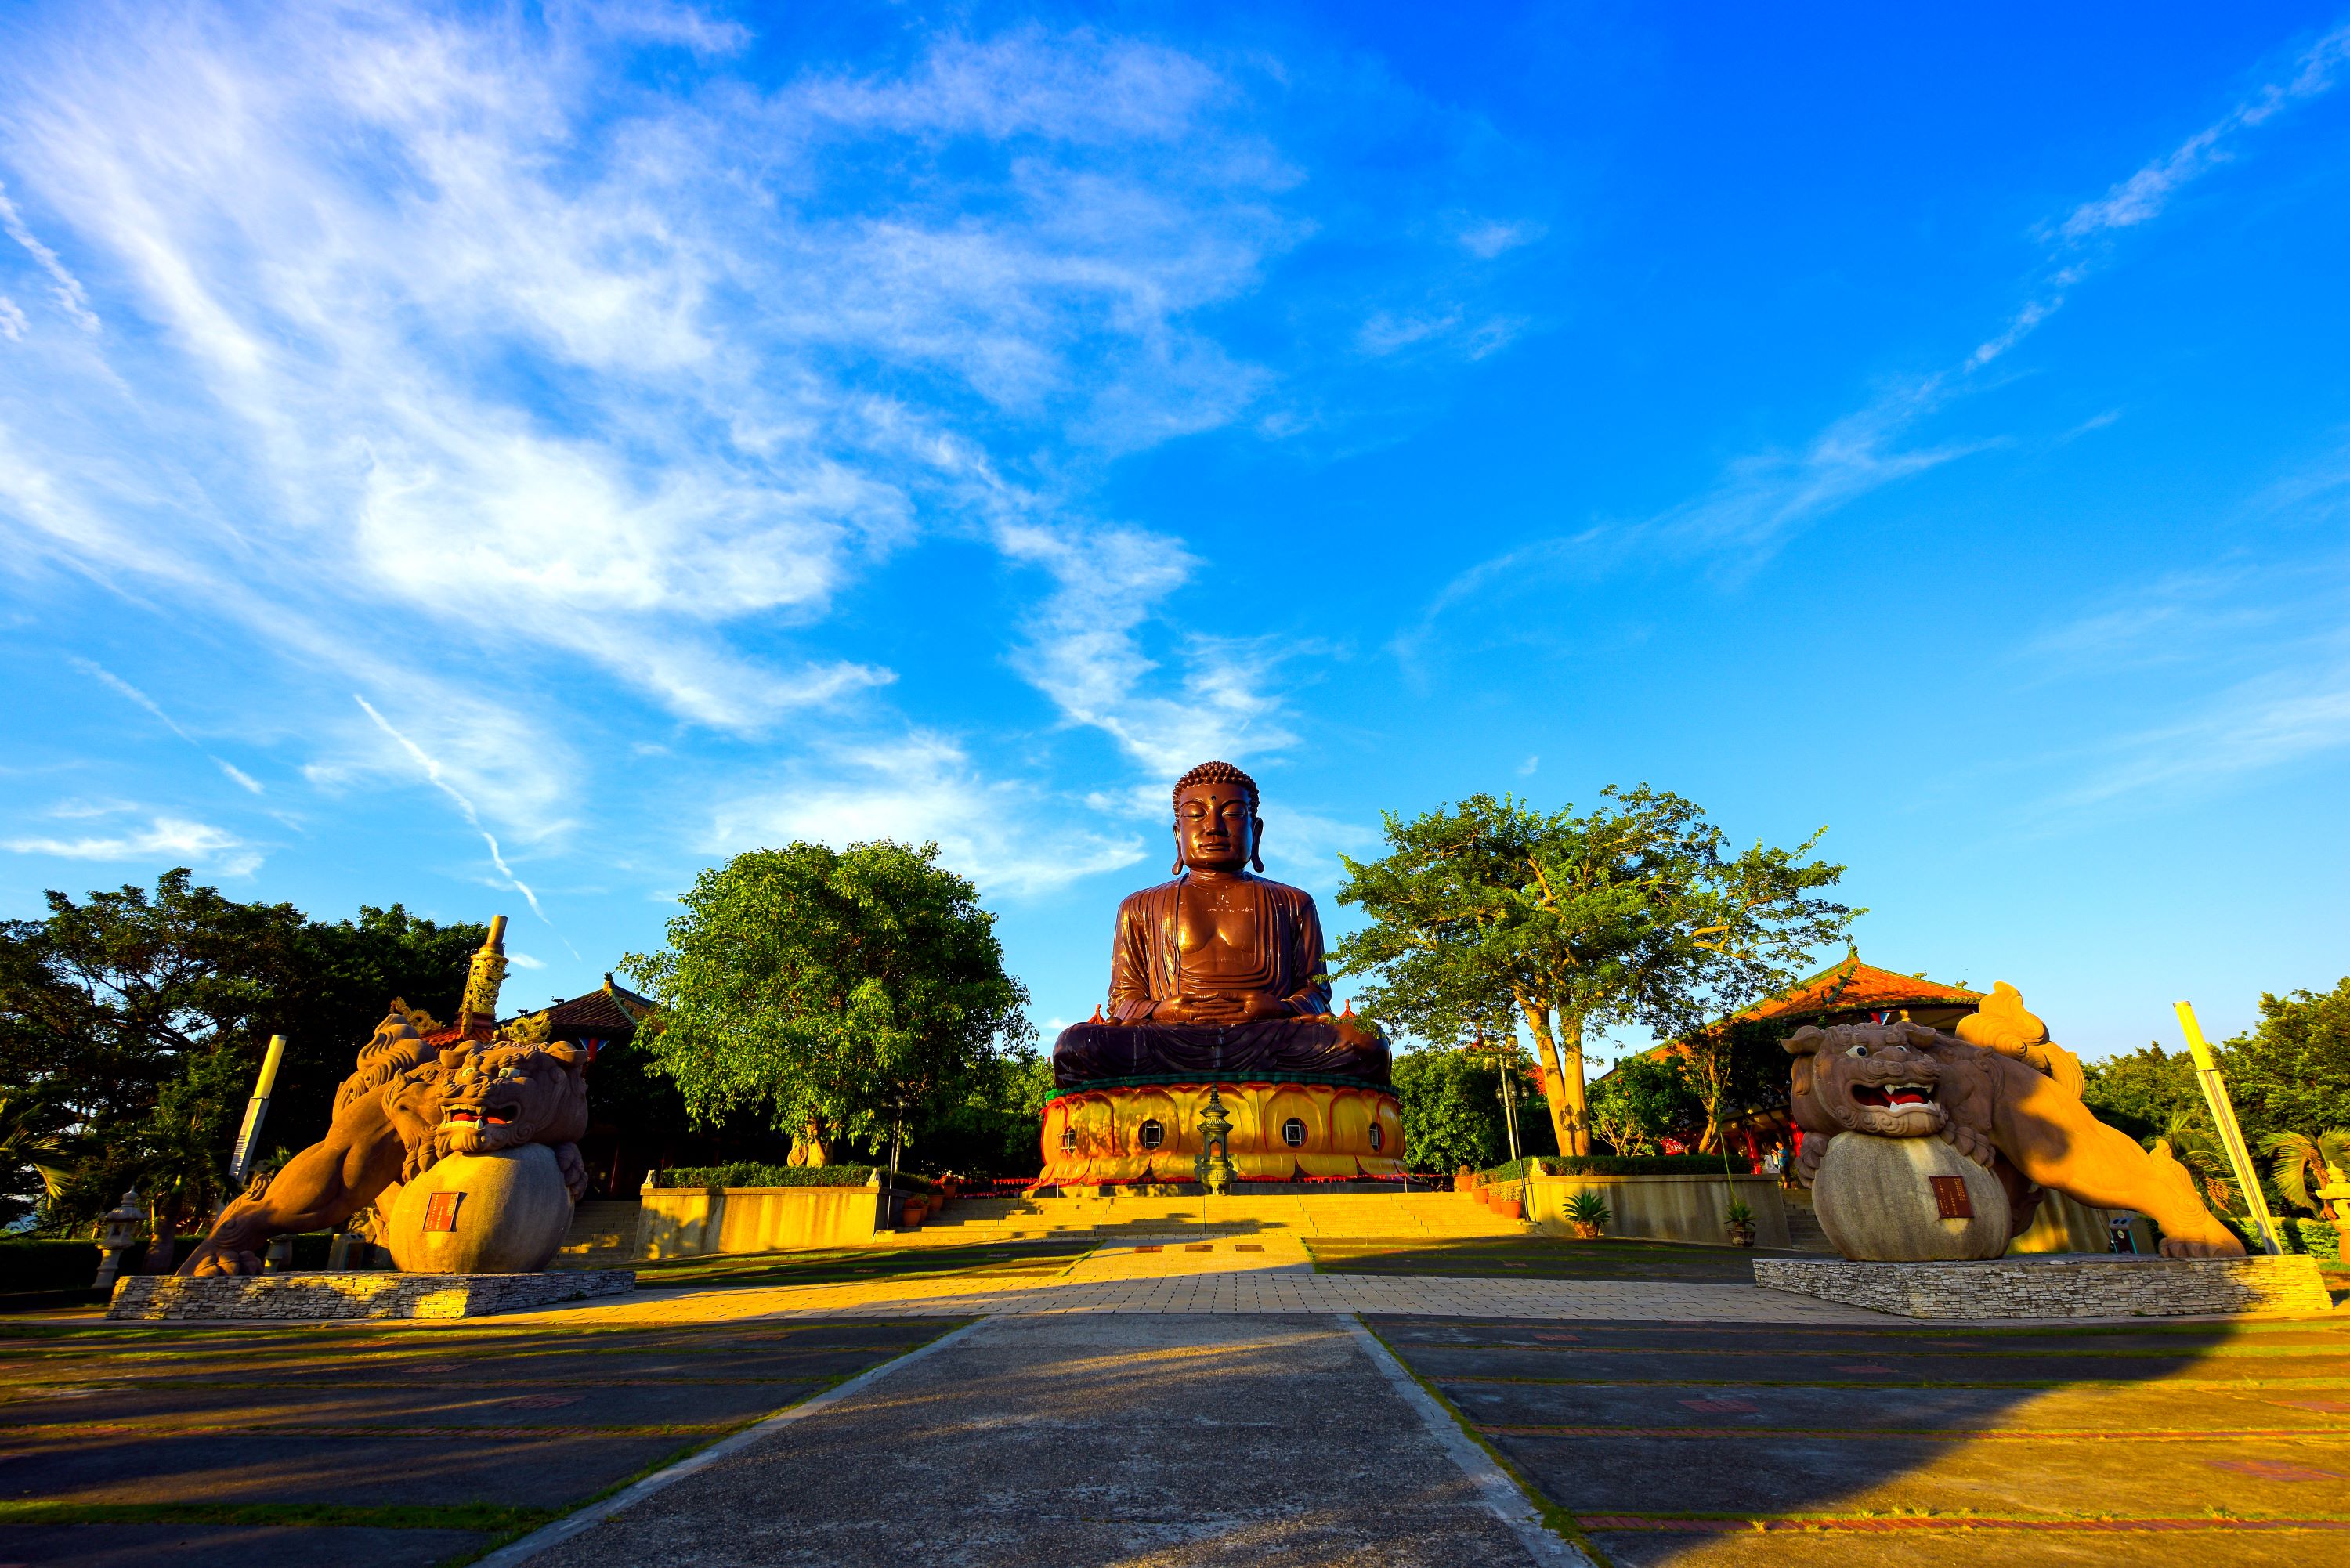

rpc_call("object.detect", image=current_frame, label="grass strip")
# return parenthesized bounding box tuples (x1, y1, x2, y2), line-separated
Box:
(0, 1501, 556, 1533)
(439, 1317, 979, 1567)
(1356, 1319, 1611, 1567)
(12, 1422, 748, 1440)
(1477, 1423, 2350, 1441)
(1575, 1512, 2350, 1533)
(1428, 1374, 2350, 1391)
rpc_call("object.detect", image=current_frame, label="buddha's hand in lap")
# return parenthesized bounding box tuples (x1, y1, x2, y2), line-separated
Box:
(1151, 993, 1275, 1024)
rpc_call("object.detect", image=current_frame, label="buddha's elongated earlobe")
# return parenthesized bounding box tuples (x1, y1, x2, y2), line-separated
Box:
(1250, 815, 1264, 873)
(1171, 825, 1184, 876)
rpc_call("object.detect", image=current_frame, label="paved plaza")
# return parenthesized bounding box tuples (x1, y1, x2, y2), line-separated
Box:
(2, 1237, 2346, 1566)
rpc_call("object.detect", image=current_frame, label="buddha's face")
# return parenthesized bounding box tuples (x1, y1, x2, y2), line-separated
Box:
(1174, 782, 1257, 873)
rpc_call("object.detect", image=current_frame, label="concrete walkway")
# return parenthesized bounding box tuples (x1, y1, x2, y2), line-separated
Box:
(519, 1313, 1578, 1567)
(503, 1241, 1888, 1326)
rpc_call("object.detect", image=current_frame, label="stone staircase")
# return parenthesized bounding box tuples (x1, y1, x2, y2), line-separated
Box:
(897, 1191, 1532, 1245)
(551, 1201, 645, 1270)
(1778, 1188, 1835, 1255)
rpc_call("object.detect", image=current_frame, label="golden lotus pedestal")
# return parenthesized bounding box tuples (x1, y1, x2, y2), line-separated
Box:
(1039, 1080, 1406, 1186)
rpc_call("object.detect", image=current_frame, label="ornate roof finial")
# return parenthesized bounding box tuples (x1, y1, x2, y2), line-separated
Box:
(457, 915, 508, 1036)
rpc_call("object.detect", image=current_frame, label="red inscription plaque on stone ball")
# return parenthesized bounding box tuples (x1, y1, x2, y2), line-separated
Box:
(1929, 1175, 1973, 1219)
(423, 1190, 465, 1233)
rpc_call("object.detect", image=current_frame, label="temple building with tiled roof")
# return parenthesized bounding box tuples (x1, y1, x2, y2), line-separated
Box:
(1703, 957, 1984, 1035)
(526, 974, 655, 1062)
(1599, 956, 1987, 1162)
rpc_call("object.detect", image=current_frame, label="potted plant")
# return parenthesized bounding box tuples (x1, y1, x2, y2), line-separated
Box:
(1565, 1190, 1610, 1241)
(1724, 1199, 1756, 1248)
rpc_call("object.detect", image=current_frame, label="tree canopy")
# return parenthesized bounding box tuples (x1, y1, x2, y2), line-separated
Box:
(1390, 1045, 1556, 1175)
(1585, 1053, 1706, 1156)
(2224, 977, 2350, 1147)
(621, 841, 1034, 1163)
(1333, 786, 1856, 1154)
(0, 869, 486, 1229)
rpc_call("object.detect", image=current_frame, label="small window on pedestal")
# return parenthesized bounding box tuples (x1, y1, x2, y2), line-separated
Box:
(1282, 1117, 1307, 1147)
(1139, 1119, 1164, 1150)
(1368, 1124, 1384, 1151)
(1060, 1127, 1076, 1153)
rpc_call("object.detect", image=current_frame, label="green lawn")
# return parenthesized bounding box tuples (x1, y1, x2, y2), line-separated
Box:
(1307, 1234, 1766, 1282)
(627, 1239, 1095, 1290)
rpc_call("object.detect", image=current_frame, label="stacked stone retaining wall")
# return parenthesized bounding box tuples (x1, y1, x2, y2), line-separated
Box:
(107, 1270, 634, 1321)
(1754, 1253, 2330, 1318)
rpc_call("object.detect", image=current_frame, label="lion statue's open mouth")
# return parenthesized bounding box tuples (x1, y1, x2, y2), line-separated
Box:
(432, 1045, 588, 1160)
(1847, 1082, 1935, 1109)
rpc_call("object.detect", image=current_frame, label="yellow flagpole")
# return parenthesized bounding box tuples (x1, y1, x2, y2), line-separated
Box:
(227, 1033, 288, 1189)
(2174, 1002, 2282, 1255)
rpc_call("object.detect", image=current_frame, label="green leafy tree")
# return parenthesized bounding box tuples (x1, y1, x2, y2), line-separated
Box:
(2261, 1129, 2350, 1220)
(2155, 1114, 2241, 1212)
(1335, 786, 1856, 1154)
(1390, 1045, 1556, 1175)
(1586, 1053, 1705, 1156)
(2081, 1043, 2207, 1145)
(0, 1086, 73, 1228)
(0, 869, 485, 1230)
(622, 842, 1034, 1169)
(2223, 978, 2350, 1149)
(916, 1045, 1057, 1180)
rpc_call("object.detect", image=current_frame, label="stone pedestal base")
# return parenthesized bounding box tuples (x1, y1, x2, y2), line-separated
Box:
(1753, 1253, 2332, 1319)
(107, 1270, 634, 1321)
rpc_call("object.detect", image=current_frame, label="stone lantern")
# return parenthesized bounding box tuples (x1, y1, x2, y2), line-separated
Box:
(92, 1190, 144, 1292)
(1195, 1089, 1235, 1196)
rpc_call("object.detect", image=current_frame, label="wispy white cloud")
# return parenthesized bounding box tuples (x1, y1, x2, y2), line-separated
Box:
(0, 177, 98, 331)
(2062, 660, 2350, 806)
(1651, 381, 1995, 562)
(2, 813, 257, 876)
(712, 732, 1144, 898)
(996, 521, 1298, 777)
(1403, 18, 2350, 655)
(1458, 219, 1543, 259)
(0, 9, 1312, 738)
(354, 694, 550, 924)
(2060, 24, 2350, 240)
(70, 656, 263, 793)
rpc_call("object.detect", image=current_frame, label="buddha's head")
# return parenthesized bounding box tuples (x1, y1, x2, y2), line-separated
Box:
(1171, 761, 1262, 876)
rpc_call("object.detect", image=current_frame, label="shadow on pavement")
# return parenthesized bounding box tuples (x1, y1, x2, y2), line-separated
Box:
(1376, 1312, 2350, 1566)
(0, 1317, 960, 1568)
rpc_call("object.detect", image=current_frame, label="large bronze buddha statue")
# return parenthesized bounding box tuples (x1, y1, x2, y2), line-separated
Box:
(1050, 761, 1390, 1089)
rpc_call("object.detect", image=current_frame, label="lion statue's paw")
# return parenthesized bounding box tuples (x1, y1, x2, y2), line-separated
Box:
(182, 1244, 265, 1277)
(2159, 1234, 2248, 1259)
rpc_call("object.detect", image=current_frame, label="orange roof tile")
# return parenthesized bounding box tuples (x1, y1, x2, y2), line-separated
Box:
(1728, 958, 1983, 1024)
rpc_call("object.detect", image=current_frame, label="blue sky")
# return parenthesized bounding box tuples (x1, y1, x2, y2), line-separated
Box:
(2, 2, 2346, 1068)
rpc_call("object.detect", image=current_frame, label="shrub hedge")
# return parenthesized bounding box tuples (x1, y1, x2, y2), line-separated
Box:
(0, 1237, 98, 1293)
(1481, 1154, 1755, 1180)
(647, 1163, 934, 1192)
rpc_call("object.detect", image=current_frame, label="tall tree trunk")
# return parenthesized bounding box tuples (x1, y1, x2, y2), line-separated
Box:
(1520, 996, 1589, 1156)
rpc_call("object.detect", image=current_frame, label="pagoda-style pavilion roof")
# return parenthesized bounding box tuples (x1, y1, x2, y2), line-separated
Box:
(1719, 957, 1983, 1028)
(1629, 956, 1983, 1065)
(527, 974, 656, 1044)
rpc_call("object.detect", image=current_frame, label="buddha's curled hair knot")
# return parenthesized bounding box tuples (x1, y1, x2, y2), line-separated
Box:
(1173, 761, 1259, 810)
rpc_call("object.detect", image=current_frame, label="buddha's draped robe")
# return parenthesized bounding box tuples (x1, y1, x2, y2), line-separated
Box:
(1050, 874, 1391, 1089)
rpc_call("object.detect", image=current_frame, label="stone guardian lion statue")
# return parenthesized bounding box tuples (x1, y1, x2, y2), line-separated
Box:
(179, 1009, 590, 1277)
(1785, 982, 2242, 1259)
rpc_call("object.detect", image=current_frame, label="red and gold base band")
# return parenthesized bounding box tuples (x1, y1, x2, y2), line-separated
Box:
(1038, 1081, 1407, 1185)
